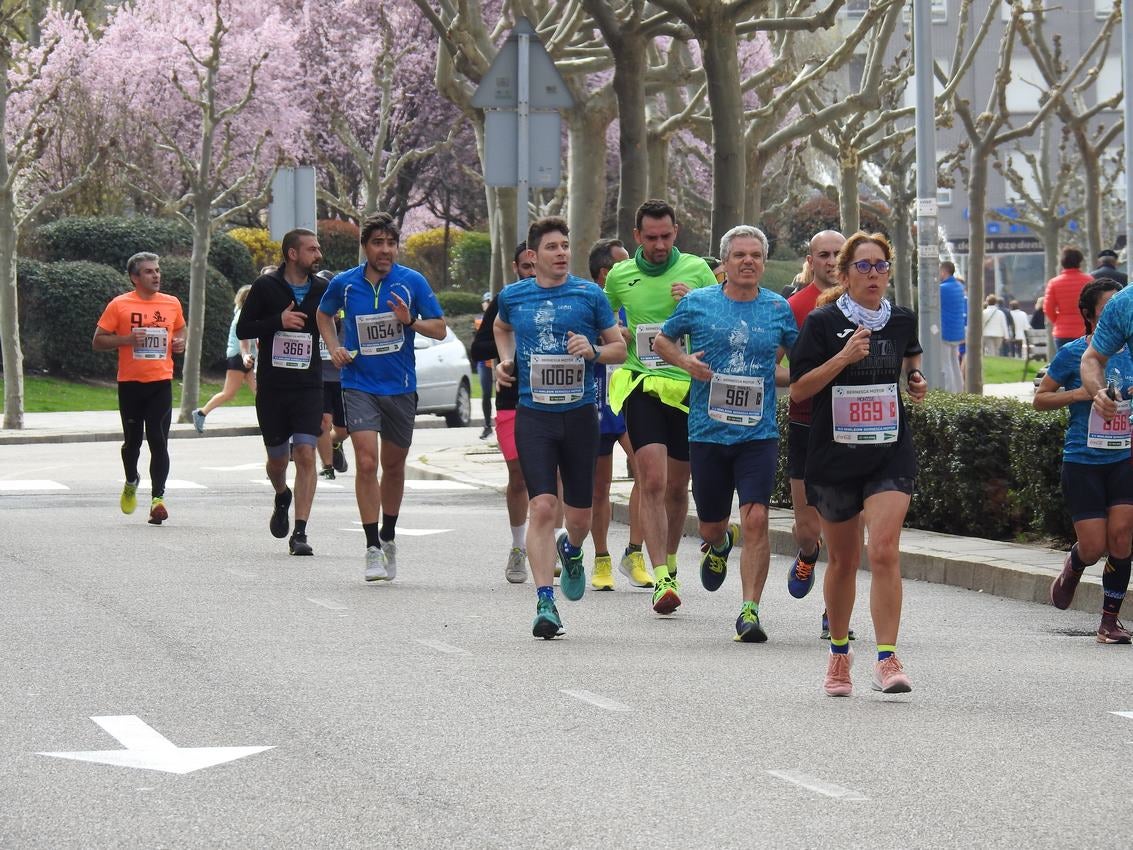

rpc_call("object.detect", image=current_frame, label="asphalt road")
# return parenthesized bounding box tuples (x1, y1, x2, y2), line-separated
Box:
(1, 434, 1129, 849)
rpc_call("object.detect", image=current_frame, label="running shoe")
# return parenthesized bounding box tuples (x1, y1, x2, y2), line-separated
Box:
(871, 655, 912, 694)
(1097, 618, 1132, 644)
(331, 441, 348, 473)
(364, 546, 388, 581)
(591, 555, 615, 591)
(556, 532, 586, 601)
(147, 497, 167, 526)
(320, 465, 336, 480)
(787, 547, 818, 599)
(120, 480, 138, 515)
(1050, 552, 1082, 610)
(700, 523, 738, 592)
(480, 425, 493, 440)
(192, 409, 206, 434)
(382, 539, 398, 580)
(651, 576, 681, 615)
(820, 611, 856, 641)
(505, 547, 528, 583)
(270, 487, 292, 539)
(532, 597, 564, 639)
(289, 534, 313, 556)
(824, 650, 853, 697)
(618, 549, 654, 587)
(734, 604, 768, 643)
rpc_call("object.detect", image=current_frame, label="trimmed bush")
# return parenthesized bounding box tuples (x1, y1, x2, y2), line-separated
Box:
(449, 230, 491, 291)
(207, 232, 255, 288)
(156, 257, 233, 372)
(318, 219, 361, 273)
(229, 227, 281, 273)
(437, 291, 485, 316)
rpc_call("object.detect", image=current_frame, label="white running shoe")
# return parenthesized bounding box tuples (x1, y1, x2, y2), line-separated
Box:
(364, 546, 388, 582)
(505, 547, 528, 583)
(382, 539, 397, 580)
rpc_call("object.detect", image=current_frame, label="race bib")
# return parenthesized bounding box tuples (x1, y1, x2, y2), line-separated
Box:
(1087, 400, 1132, 450)
(635, 323, 663, 368)
(357, 312, 404, 355)
(530, 353, 585, 404)
(271, 331, 312, 369)
(708, 374, 763, 426)
(132, 327, 168, 360)
(602, 365, 619, 408)
(318, 336, 331, 361)
(832, 383, 899, 444)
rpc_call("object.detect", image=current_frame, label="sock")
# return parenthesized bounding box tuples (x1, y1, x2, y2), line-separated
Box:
(562, 537, 582, 558)
(511, 524, 527, 549)
(293, 519, 307, 537)
(596, 551, 609, 558)
(666, 553, 678, 572)
(799, 545, 820, 565)
(363, 522, 381, 549)
(877, 644, 896, 661)
(537, 585, 554, 602)
(830, 636, 850, 655)
(1102, 554, 1131, 615)
(626, 543, 642, 554)
(380, 513, 398, 542)
(711, 532, 732, 555)
(1070, 543, 1088, 573)
(653, 564, 670, 582)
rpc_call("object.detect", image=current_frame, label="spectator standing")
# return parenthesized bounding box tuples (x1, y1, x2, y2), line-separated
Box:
(1090, 248, 1128, 286)
(1009, 300, 1029, 358)
(1031, 296, 1046, 330)
(1045, 247, 1093, 350)
(939, 262, 966, 391)
(982, 294, 1009, 356)
(474, 292, 495, 439)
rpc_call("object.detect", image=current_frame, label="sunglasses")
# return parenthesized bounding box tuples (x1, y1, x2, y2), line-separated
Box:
(851, 260, 891, 275)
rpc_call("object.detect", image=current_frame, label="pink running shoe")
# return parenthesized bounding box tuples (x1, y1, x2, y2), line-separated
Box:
(1097, 618, 1132, 644)
(872, 655, 912, 694)
(823, 650, 853, 697)
(1050, 552, 1082, 610)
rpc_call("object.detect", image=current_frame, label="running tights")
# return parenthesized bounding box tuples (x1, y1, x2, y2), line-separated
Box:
(118, 380, 173, 498)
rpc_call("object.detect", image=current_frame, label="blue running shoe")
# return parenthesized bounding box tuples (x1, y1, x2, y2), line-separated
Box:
(820, 610, 856, 641)
(533, 598, 564, 639)
(556, 531, 586, 601)
(700, 522, 739, 592)
(787, 545, 818, 599)
(734, 604, 768, 643)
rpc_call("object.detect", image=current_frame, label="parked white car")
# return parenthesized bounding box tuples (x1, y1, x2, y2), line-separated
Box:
(414, 327, 472, 427)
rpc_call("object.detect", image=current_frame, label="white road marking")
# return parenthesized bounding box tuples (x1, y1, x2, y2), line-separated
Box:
(414, 639, 467, 654)
(306, 598, 348, 611)
(1110, 711, 1133, 720)
(0, 480, 68, 491)
(766, 770, 868, 801)
(0, 464, 67, 480)
(202, 462, 264, 471)
(37, 715, 272, 775)
(138, 479, 206, 490)
(224, 569, 257, 579)
(403, 480, 477, 491)
(560, 689, 632, 712)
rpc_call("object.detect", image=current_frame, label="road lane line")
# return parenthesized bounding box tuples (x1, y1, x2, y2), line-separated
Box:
(0, 480, 69, 491)
(560, 689, 631, 712)
(766, 770, 868, 801)
(1110, 711, 1133, 719)
(306, 598, 348, 611)
(415, 639, 467, 654)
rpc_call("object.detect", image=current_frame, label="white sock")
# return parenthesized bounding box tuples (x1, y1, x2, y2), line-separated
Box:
(511, 524, 527, 549)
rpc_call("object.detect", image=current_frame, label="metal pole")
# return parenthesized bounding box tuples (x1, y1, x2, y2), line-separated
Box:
(914, 0, 943, 390)
(1123, 0, 1133, 262)
(516, 33, 530, 248)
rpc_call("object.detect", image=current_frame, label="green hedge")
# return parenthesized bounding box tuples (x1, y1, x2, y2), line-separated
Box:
(156, 257, 233, 372)
(317, 219, 360, 273)
(771, 391, 1073, 543)
(33, 216, 255, 289)
(449, 231, 491, 291)
(437, 290, 484, 316)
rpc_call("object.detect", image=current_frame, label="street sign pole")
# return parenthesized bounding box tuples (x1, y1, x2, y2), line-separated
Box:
(517, 31, 530, 249)
(913, 0, 943, 391)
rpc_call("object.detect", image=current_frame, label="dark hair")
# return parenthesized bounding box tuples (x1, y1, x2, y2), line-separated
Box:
(527, 216, 569, 252)
(280, 229, 317, 264)
(588, 238, 625, 280)
(360, 212, 400, 245)
(940, 261, 956, 276)
(512, 241, 528, 266)
(1060, 246, 1084, 270)
(634, 199, 677, 231)
(1079, 277, 1123, 335)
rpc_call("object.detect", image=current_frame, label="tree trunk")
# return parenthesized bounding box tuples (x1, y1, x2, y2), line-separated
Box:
(567, 105, 609, 278)
(893, 196, 913, 308)
(611, 31, 648, 244)
(1041, 219, 1059, 284)
(0, 196, 23, 429)
(1077, 134, 1104, 256)
(178, 203, 212, 423)
(697, 18, 744, 248)
(471, 118, 503, 293)
(646, 129, 670, 202)
(964, 149, 989, 395)
(494, 186, 517, 283)
(838, 149, 861, 235)
(744, 133, 766, 226)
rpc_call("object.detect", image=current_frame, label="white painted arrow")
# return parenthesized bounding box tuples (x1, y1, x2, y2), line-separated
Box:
(38, 716, 272, 775)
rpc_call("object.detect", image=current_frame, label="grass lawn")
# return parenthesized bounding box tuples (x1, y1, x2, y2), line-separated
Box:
(983, 355, 1043, 384)
(6, 374, 256, 413)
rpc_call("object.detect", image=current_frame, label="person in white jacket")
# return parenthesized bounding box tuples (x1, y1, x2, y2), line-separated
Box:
(1009, 299, 1029, 357)
(983, 294, 1009, 356)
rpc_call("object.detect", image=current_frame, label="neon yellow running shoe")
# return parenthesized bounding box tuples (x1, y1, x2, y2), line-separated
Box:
(591, 555, 615, 591)
(618, 549, 654, 587)
(120, 480, 138, 515)
(148, 497, 167, 526)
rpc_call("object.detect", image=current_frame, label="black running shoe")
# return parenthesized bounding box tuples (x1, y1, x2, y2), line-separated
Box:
(289, 533, 313, 556)
(270, 487, 292, 538)
(332, 441, 348, 473)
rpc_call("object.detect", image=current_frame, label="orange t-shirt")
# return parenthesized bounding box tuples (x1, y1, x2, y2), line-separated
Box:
(97, 290, 186, 383)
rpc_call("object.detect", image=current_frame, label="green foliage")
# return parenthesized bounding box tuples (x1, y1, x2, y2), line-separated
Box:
(437, 290, 485, 316)
(156, 257, 234, 371)
(403, 226, 455, 289)
(770, 391, 1073, 543)
(449, 231, 491, 290)
(318, 219, 360, 273)
(229, 227, 281, 273)
(765, 259, 803, 294)
(207, 232, 256, 288)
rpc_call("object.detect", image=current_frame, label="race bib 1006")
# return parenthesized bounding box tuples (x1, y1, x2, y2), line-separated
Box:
(708, 374, 763, 426)
(356, 312, 404, 355)
(132, 327, 168, 360)
(530, 353, 585, 404)
(271, 331, 312, 369)
(831, 383, 898, 444)
(1087, 400, 1132, 450)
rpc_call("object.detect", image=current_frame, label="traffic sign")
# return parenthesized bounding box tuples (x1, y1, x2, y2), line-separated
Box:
(470, 18, 572, 109)
(269, 166, 317, 242)
(483, 111, 562, 187)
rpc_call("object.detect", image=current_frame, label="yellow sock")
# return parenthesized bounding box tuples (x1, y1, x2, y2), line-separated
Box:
(666, 553, 678, 573)
(653, 564, 670, 582)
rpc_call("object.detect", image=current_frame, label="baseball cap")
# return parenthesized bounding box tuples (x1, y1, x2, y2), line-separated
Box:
(1098, 249, 1118, 260)
(481, 291, 491, 301)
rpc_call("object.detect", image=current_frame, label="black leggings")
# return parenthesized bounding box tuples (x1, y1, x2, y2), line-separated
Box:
(118, 380, 173, 498)
(478, 363, 493, 424)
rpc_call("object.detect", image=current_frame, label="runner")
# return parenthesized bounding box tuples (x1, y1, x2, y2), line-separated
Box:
(603, 199, 718, 615)
(470, 243, 537, 583)
(789, 232, 927, 696)
(494, 216, 625, 638)
(93, 252, 186, 525)
(785, 230, 856, 640)
(474, 292, 495, 440)
(655, 225, 797, 640)
(236, 229, 328, 556)
(316, 290, 350, 481)
(1054, 279, 1133, 642)
(318, 212, 447, 582)
(587, 237, 647, 590)
(192, 284, 256, 432)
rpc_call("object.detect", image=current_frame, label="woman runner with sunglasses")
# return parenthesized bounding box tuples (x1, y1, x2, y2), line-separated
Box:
(789, 232, 927, 696)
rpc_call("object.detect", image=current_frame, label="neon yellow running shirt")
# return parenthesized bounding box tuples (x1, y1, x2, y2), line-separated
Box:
(604, 249, 718, 380)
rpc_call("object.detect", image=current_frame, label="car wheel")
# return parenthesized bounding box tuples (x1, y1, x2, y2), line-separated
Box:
(445, 379, 472, 427)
